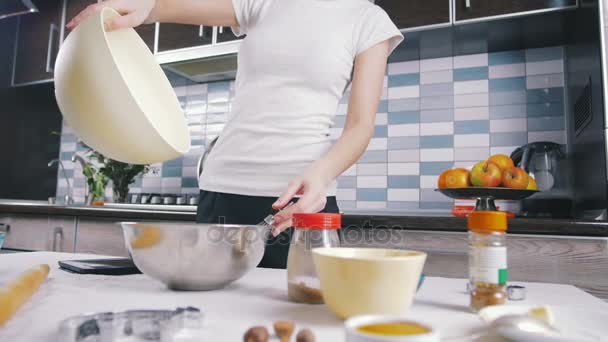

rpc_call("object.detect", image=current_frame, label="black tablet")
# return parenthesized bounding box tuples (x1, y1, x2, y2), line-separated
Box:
(58, 258, 141, 275)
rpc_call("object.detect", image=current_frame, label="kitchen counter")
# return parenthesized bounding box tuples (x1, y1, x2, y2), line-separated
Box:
(2, 199, 608, 236)
(1, 252, 607, 341)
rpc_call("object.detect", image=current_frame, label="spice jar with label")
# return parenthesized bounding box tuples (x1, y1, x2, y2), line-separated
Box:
(468, 211, 508, 312)
(287, 213, 341, 304)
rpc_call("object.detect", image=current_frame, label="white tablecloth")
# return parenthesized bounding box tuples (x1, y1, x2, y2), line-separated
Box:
(0, 252, 607, 341)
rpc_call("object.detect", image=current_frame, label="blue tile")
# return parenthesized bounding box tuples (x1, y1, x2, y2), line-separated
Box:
(489, 105, 527, 119)
(527, 102, 564, 117)
(356, 188, 387, 201)
(453, 67, 488, 81)
(61, 134, 77, 143)
(132, 177, 143, 187)
(388, 137, 420, 150)
(489, 90, 527, 106)
(161, 166, 182, 177)
(420, 109, 454, 123)
(388, 176, 420, 188)
(420, 135, 454, 148)
(60, 152, 73, 161)
(420, 83, 453, 97)
(181, 177, 199, 188)
(374, 125, 388, 137)
(489, 77, 526, 92)
(378, 99, 389, 113)
(208, 81, 230, 93)
(164, 157, 183, 167)
(490, 132, 528, 147)
(489, 50, 525, 66)
(454, 120, 489, 134)
(337, 200, 356, 209)
(63, 169, 74, 178)
(526, 88, 564, 104)
(333, 116, 346, 128)
(527, 116, 565, 131)
(337, 176, 357, 188)
(183, 155, 199, 167)
(420, 162, 454, 175)
(388, 111, 420, 124)
(358, 151, 387, 163)
(420, 189, 452, 202)
(420, 95, 454, 110)
(389, 98, 420, 112)
(420, 202, 453, 209)
(387, 201, 420, 209)
(77, 144, 89, 152)
(191, 138, 204, 146)
(388, 73, 420, 87)
(526, 46, 563, 62)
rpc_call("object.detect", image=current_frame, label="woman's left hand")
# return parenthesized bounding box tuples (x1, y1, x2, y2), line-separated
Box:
(271, 167, 331, 236)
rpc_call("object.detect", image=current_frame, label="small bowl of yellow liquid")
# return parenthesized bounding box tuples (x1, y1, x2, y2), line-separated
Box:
(345, 315, 439, 342)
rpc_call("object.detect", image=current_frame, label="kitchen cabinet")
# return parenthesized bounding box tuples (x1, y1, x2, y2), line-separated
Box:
(454, 0, 577, 22)
(74, 218, 129, 256)
(157, 24, 214, 52)
(65, 0, 155, 51)
(12, 0, 63, 85)
(0, 214, 76, 252)
(375, 0, 451, 30)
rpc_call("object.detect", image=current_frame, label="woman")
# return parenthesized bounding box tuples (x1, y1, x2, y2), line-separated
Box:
(68, 0, 403, 268)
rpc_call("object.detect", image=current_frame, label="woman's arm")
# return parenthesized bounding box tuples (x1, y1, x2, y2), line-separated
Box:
(67, 0, 237, 31)
(271, 40, 391, 235)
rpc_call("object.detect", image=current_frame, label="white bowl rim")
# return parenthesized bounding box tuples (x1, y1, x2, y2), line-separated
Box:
(94, 7, 190, 154)
(312, 247, 427, 261)
(345, 315, 439, 341)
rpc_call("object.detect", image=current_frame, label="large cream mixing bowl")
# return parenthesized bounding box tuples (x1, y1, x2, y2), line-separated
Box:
(54, 7, 190, 164)
(313, 248, 427, 319)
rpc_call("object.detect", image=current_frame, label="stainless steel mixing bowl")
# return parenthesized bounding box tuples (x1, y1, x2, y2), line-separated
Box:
(121, 222, 271, 291)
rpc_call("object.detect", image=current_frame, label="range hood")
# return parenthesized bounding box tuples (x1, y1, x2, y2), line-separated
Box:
(162, 54, 238, 83)
(0, 0, 38, 20)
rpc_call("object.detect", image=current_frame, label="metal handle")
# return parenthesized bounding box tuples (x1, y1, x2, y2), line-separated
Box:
(465, 0, 471, 8)
(52, 227, 63, 252)
(45, 23, 59, 73)
(0, 223, 10, 233)
(199, 25, 204, 37)
(219, 26, 224, 34)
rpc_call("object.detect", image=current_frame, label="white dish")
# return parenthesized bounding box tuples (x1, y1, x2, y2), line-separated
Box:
(478, 305, 608, 342)
(54, 7, 190, 164)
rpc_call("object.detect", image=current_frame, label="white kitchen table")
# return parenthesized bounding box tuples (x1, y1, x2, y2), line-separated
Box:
(1, 252, 607, 341)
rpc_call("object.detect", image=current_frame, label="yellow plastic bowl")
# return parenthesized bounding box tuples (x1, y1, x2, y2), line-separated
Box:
(312, 248, 426, 319)
(54, 7, 190, 164)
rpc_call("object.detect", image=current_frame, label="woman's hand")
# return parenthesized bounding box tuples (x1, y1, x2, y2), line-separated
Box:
(271, 167, 332, 236)
(66, 0, 158, 31)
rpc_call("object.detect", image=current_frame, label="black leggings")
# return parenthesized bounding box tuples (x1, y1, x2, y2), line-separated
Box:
(196, 190, 340, 269)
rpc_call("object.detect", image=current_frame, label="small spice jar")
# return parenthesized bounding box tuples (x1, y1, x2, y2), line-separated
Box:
(287, 213, 341, 304)
(468, 211, 508, 312)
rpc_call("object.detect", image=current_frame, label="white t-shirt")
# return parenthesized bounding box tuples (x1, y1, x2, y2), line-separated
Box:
(199, 0, 403, 197)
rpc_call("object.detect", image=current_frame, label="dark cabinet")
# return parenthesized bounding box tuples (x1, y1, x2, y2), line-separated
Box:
(12, 0, 63, 85)
(375, 0, 450, 29)
(216, 26, 240, 43)
(157, 24, 213, 52)
(454, 0, 577, 21)
(65, 0, 155, 52)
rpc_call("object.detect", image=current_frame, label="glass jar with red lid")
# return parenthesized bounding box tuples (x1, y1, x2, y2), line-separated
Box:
(286, 213, 341, 304)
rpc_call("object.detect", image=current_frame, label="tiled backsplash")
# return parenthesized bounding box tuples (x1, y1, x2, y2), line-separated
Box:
(57, 45, 567, 211)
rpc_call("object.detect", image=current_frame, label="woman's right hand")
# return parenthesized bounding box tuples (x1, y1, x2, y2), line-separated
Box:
(66, 0, 158, 31)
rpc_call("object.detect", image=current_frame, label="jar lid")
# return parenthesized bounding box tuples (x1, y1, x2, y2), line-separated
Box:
(468, 211, 507, 232)
(292, 213, 341, 229)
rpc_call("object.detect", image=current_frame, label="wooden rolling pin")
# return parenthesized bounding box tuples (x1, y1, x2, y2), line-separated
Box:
(0, 264, 50, 326)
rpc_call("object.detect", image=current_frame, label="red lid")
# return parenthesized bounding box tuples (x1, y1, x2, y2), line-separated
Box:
(292, 213, 341, 229)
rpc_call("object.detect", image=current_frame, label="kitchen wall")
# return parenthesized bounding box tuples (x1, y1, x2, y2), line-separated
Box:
(56, 44, 567, 211)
